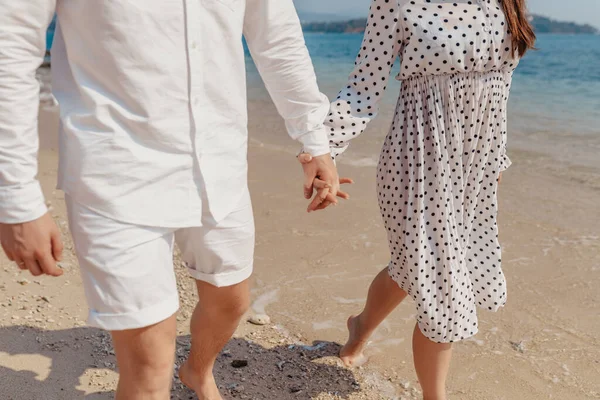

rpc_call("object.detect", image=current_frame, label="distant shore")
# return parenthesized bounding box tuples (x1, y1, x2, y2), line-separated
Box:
(301, 14, 599, 34)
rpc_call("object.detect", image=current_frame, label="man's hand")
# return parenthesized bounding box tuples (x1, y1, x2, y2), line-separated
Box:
(298, 153, 353, 212)
(0, 213, 64, 277)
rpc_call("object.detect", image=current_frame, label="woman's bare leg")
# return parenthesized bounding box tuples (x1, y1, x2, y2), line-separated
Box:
(340, 267, 407, 366)
(412, 323, 453, 400)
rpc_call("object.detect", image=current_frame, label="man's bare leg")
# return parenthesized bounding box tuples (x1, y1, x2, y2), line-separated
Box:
(112, 315, 177, 400)
(180, 279, 250, 400)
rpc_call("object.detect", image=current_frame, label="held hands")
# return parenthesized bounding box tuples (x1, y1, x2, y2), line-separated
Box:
(298, 153, 353, 212)
(0, 213, 64, 277)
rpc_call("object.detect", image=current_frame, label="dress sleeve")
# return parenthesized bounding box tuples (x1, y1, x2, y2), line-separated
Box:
(499, 145, 512, 172)
(499, 70, 514, 172)
(325, 0, 404, 159)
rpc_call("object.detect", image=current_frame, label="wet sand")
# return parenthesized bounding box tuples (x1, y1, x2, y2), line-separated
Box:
(0, 70, 599, 399)
(246, 100, 600, 400)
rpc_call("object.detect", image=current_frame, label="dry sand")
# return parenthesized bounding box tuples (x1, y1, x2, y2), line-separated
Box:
(0, 69, 599, 399)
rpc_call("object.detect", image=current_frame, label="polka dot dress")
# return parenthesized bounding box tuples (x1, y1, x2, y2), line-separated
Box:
(325, 0, 519, 343)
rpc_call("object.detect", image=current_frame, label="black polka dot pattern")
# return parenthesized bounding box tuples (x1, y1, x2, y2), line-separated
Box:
(326, 0, 519, 343)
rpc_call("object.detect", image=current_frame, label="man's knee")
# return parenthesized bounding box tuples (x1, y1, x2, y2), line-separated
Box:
(128, 343, 174, 373)
(112, 318, 177, 379)
(115, 338, 174, 395)
(198, 280, 251, 319)
(212, 290, 250, 319)
(227, 293, 251, 318)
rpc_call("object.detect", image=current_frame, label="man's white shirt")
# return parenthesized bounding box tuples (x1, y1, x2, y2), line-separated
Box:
(0, 0, 330, 226)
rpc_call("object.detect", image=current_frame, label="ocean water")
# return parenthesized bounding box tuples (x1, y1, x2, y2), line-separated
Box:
(248, 33, 600, 137)
(46, 23, 600, 158)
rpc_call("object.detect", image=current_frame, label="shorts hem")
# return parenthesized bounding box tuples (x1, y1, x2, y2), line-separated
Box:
(187, 263, 253, 287)
(87, 294, 180, 331)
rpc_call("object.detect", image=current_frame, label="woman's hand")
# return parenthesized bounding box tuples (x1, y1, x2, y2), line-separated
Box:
(298, 153, 353, 212)
(311, 176, 353, 210)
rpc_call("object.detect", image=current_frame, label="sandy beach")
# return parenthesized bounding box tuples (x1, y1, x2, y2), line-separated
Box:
(1, 68, 599, 399)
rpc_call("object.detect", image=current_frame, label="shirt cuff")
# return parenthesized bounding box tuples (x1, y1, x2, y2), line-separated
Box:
(295, 126, 330, 157)
(0, 181, 48, 224)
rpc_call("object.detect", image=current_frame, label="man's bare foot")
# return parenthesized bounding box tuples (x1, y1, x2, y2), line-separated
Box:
(179, 361, 223, 400)
(339, 315, 370, 367)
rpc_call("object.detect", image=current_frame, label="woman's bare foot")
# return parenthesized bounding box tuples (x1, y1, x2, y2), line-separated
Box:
(339, 315, 370, 367)
(179, 361, 223, 400)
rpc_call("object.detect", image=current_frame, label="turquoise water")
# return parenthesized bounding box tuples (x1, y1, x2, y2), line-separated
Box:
(47, 21, 599, 135)
(46, 16, 56, 50)
(248, 33, 600, 136)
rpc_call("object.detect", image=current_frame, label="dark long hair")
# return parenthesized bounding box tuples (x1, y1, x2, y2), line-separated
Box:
(501, 0, 536, 57)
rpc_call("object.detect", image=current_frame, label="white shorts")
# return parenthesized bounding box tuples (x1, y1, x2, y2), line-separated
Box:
(66, 192, 255, 331)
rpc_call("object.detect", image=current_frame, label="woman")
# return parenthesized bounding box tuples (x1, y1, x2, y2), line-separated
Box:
(302, 0, 535, 398)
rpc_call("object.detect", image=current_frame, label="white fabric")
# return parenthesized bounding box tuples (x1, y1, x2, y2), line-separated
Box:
(0, 0, 330, 225)
(325, 0, 519, 342)
(327, 0, 517, 166)
(66, 191, 254, 331)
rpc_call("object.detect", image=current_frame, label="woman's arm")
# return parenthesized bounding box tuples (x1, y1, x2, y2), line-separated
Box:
(326, 0, 404, 159)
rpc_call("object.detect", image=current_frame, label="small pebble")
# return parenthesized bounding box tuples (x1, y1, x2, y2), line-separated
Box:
(231, 359, 248, 368)
(289, 385, 303, 393)
(509, 340, 526, 353)
(232, 384, 245, 393)
(248, 314, 271, 326)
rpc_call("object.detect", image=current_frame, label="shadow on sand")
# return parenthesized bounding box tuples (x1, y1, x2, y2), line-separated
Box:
(0, 325, 360, 399)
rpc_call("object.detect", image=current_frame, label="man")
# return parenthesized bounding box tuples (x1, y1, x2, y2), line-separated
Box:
(0, 1, 344, 399)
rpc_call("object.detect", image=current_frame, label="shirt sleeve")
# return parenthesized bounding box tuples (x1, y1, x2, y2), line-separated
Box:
(0, 1, 56, 223)
(325, 0, 404, 159)
(243, 0, 330, 157)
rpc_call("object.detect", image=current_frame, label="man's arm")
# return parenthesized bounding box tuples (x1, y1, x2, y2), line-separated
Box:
(0, 1, 63, 276)
(0, 1, 55, 223)
(243, 0, 343, 210)
(243, 0, 330, 157)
